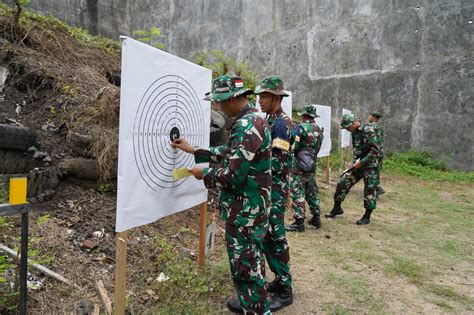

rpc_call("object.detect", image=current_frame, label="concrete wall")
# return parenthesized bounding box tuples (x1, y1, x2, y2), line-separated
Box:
(22, 0, 474, 170)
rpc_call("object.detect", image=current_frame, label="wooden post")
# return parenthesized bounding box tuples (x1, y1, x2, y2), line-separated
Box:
(198, 202, 208, 270)
(114, 231, 128, 315)
(340, 147, 343, 171)
(325, 156, 330, 183)
(9, 177, 28, 315)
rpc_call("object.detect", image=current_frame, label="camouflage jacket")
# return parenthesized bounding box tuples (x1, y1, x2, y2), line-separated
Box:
(194, 104, 272, 227)
(267, 108, 294, 200)
(352, 123, 383, 168)
(373, 122, 385, 160)
(293, 120, 324, 171)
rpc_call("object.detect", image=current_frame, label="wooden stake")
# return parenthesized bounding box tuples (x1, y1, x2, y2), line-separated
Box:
(97, 280, 112, 315)
(198, 202, 208, 270)
(114, 231, 128, 315)
(325, 156, 330, 183)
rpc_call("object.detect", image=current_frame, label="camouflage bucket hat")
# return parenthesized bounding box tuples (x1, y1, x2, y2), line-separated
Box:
(297, 105, 319, 118)
(211, 75, 253, 102)
(340, 113, 356, 129)
(254, 76, 289, 97)
(369, 111, 382, 118)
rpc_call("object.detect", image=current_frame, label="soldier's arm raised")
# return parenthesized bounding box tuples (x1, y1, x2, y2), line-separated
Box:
(194, 143, 228, 164)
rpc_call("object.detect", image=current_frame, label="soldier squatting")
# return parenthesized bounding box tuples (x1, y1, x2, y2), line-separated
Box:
(172, 75, 385, 314)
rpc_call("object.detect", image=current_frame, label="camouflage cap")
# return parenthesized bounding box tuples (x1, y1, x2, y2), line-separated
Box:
(340, 113, 356, 129)
(369, 111, 382, 118)
(297, 105, 319, 118)
(210, 75, 253, 102)
(254, 76, 289, 97)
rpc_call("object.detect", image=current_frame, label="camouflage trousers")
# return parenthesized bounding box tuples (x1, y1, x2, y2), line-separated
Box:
(262, 191, 292, 287)
(334, 167, 380, 210)
(225, 223, 270, 314)
(291, 172, 321, 220)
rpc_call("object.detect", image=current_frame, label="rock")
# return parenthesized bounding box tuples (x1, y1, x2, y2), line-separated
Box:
(33, 151, 47, 160)
(37, 193, 45, 202)
(75, 299, 93, 315)
(42, 156, 52, 163)
(81, 239, 98, 251)
(67, 131, 93, 157)
(0, 66, 9, 93)
(210, 110, 228, 147)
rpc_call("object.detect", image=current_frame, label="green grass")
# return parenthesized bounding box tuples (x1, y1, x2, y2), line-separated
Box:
(128, 237, 232, 314)
(385, 257, 425, 285)
(322, 272, 387, 313)
(384, 150, 474, 183)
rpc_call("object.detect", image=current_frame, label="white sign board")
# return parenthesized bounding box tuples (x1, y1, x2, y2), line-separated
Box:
(116, 37, 211, 232)
(255, 91, 293, 119)
(340, 108, 352, 148)
(314, 104, 331, 157)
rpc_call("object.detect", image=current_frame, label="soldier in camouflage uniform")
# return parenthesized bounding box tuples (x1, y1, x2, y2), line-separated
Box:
(326, 113, 383, 225)
(286, 105, 324, 232)
(172, 75, 281, 314)
(255, 77, 294, 307)
(368, 111, 385, 195)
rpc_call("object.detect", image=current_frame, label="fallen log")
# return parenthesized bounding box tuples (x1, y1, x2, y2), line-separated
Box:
(0, 124, 37, 150)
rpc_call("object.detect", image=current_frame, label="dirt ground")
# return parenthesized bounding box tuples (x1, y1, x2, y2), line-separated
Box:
(1, 172, 470, 314)
(278, 175, 474, 314)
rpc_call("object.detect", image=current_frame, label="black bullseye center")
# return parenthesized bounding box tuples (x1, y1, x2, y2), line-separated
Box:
(170, 126, 180, 142)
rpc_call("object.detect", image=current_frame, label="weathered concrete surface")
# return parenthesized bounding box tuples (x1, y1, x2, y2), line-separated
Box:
(20, 0, 474, 170)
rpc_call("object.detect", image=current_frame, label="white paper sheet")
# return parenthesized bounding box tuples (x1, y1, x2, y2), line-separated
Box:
(340, 108, 352, 148)
(314, 104, 332, 157)
(116, 37, 211, 232)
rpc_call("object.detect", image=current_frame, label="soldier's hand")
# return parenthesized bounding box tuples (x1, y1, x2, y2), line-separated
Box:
(190, 167, 204, 180)
(171, 138, 194, 153)
(353, 160, 362, 169)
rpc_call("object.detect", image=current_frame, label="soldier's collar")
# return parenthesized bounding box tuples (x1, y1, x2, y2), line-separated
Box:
(234, 103, 255, 121)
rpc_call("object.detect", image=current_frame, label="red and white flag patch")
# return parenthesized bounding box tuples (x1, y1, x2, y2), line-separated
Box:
(234, 79, 244, 88)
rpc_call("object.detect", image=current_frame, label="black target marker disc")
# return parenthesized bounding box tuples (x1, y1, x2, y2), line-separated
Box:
(133, 75, 205, 191)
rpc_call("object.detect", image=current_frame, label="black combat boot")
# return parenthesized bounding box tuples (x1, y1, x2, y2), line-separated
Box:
(308, 213, 322, 229)
(377, 186, 385, 195)
(266, 278, 280, 293)
(227, 297, 283, 313)
(226, 298, 243, 313)
(271, 285, 294, 309)
(325, 201, 344, 218)
(285, 218, 305, 232)
(356, 209, 373, 225)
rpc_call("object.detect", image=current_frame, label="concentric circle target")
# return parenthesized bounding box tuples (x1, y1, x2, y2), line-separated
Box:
(133, 75, 205, 190)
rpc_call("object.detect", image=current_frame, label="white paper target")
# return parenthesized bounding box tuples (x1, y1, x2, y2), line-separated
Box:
(314, 104, 331, 157)
(133, 75, 205, 189)
(255, 91, 292, 119)
(116, 37, 211, 232)
(340, 108, 352, 148)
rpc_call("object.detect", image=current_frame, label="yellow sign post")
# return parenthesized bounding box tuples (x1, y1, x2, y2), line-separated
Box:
(0, 177, 29, 315)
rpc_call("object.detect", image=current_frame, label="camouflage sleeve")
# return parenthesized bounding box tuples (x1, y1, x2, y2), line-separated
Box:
(314, 127, 324, 155)
(360, 124, 382, 167)
(201, 117, 262, 189)
(194, 144, 228, 164)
